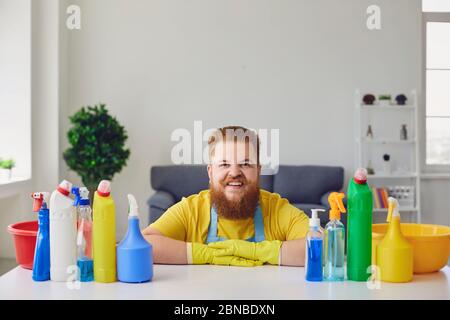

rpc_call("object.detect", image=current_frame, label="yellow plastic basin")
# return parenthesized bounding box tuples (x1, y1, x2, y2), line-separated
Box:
(372, 223, 450, 274)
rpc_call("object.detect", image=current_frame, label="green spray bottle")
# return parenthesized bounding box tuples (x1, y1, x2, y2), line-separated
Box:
(346, 168, 373, 281)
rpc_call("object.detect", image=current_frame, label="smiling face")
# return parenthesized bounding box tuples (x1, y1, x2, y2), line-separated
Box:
(208, 139, 261, 219)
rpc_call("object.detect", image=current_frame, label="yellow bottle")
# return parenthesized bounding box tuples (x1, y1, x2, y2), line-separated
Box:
(93, 180, 117, 283)
(377, 197, 413, 283)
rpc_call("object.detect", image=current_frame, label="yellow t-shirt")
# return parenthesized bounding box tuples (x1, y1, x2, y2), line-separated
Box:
(149, 189, 309, 243)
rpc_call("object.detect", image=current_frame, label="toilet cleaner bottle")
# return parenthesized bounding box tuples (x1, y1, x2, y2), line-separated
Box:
(324, 192, 346, 281)
(305, 209, 325, 282)
(377, 197, 413, 283)
(31, 192, 51, 281)
(346, 168, 373, 281)
(93, 180, 117, 282)
(117, 194, 153, 283)
(49, 180, 76, 282)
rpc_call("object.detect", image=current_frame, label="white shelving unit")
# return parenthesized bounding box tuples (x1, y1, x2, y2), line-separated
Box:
(354, 90, 421, 223)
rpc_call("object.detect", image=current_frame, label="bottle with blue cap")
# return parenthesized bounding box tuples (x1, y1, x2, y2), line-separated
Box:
(76, 187, 94, 282)
(31, 192, 51, 281)
(305, 209, 325, 282)
(117, 194, 153, 283)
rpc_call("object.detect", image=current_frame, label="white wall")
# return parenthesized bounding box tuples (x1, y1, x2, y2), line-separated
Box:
(61, 0, 439, 240)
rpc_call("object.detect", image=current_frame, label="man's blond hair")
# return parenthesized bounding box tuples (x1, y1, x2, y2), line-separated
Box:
(208, 126, 260, 165)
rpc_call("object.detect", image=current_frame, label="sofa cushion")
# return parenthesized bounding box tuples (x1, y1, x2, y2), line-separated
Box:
(151, 165, 209, 201)
(273, 165, 344, 204)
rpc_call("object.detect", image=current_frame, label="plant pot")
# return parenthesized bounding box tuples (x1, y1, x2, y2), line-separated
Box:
(379, 100, 391, 106)
(0, 169, 9, 182)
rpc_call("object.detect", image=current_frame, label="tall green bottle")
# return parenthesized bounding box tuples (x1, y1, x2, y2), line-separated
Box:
(346, 168, 373, 281)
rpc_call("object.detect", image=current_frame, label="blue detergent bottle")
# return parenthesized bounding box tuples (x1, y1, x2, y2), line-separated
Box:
(76, 187, 94, 282)
(117, 194, 153, 283)
(305, 209, 325, 282)
(31, 192, 51, 281)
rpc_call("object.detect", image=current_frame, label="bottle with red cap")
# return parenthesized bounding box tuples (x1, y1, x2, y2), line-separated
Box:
(346, 168, 373, 281)
(93, 180, 117, 282)
(49, 179, 77, 281)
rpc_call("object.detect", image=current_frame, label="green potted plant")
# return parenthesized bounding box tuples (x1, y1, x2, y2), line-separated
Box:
(378, 94, 392, 106)
(0, 158, 16, 181)
(63, 103, 130, 201)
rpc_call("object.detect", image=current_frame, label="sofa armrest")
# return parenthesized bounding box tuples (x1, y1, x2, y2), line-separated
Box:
(320, 191, 347, 207)
(148, 191, 176, 210)
(147, 191, 176, 223)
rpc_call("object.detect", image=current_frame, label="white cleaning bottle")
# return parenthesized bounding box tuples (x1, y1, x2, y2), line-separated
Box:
(49, 180, 77, 281)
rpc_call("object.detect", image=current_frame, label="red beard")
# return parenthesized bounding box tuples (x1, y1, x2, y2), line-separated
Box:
(210, 177, 260, 220)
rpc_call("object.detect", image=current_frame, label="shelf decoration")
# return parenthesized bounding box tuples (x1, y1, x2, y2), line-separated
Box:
(362, 94, 376, 105)
(395, 94, 408, 105)
(383, 154, 391, 174)
(400, 124, 408, 141)
(378, 94, 392, 106)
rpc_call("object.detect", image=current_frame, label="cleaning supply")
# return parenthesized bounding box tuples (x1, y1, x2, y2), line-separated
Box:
(49, 180, 76, 282)
(346, 168, 373, 281)
(305, 209, 325, 282)
(376, 197, 413, 282)
(93, 180, 117, 283)
(117, 194, 153, 283)
(324, 192, 346, 281)
(208, 239, 282, 265)
(31, 192, 51, 281)
(76, 187, 94, 282)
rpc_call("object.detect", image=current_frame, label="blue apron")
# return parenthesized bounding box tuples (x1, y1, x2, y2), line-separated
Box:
(205, 205, 266, 243)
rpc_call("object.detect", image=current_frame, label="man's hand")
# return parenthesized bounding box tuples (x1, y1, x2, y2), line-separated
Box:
(192, 242, 263, 267)
(208, 239, 282, 265)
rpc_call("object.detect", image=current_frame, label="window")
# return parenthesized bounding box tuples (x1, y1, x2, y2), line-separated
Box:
(423, 0, 450, 13)
(423, 1, 450, 167)
(0, 0, 31, 184)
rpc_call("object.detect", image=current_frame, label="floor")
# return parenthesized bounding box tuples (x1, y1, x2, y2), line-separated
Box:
(0, 258, 17, 276)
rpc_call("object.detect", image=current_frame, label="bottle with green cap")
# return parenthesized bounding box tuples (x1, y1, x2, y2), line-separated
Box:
(346, 168, 373, 281)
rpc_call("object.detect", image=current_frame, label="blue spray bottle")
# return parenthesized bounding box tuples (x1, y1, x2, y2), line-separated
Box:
(76, 187, 94, 282)
(305, 209, 325, 282)
(117, 194, 153, 283)
(31, 192, 51, 281)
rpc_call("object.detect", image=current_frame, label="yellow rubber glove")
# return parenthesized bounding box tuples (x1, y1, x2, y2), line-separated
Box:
(208, 239, 282, 265)
(191, 242, 263, 267)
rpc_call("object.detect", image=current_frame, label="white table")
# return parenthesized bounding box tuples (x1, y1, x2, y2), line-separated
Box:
(0, 265, 449, 300)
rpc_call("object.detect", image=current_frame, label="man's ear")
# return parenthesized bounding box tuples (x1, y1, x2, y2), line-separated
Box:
(207, 164, 212, 183)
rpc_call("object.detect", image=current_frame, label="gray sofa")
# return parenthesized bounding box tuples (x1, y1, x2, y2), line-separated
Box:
(147, 165, 345, 227)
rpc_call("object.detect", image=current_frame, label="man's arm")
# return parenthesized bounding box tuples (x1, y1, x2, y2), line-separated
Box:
(280, 239, 306, 267)
(142, 227, 188, 264)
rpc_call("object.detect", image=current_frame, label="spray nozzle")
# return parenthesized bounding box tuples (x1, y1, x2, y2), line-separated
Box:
(79, 187, 90, 206)
(71, 186, 81, 206)
(31, 192, 50, 212)
(387, 197, 400, 222)
(328, 192, 346, 220)
(310, 209, 326, 228)
(127, 194, 139, 217)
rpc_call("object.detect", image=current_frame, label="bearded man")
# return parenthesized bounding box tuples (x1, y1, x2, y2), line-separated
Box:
(143, 126, 309, 266)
